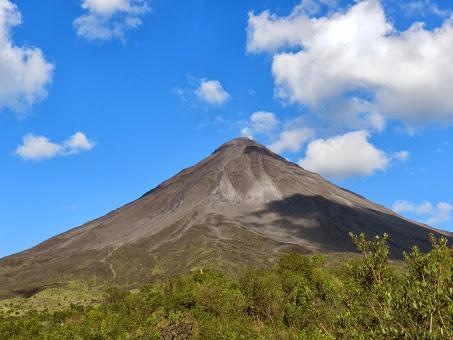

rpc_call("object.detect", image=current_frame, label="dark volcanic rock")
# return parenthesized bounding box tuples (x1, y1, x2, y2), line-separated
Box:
(0, 138, 450, 296)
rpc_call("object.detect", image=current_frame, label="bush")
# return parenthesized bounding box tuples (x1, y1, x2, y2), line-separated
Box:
(0, 234, 450, 339)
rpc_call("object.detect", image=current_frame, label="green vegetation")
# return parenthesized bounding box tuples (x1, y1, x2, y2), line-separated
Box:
(0, 281, 102, 316)
(0, 234, 451, 339)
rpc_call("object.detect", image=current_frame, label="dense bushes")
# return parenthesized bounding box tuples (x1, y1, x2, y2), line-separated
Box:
(335, 234, 452, 339)
(0, 234, 451, 339)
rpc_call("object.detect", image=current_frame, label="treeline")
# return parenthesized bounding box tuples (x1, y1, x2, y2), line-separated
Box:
(0, 234, 451, 339)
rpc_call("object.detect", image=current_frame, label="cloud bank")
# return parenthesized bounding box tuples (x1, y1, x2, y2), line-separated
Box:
(247, 0, 453, 126)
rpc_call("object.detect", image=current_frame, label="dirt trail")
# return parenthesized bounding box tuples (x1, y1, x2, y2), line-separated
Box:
(100, 247, 117, 280)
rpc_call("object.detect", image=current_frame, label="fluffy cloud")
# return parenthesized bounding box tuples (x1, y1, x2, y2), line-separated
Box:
(74, 0, 149, 41)
(15, 135, 61, 161)
(0, 0, 53, 112)
(16, 132, 94, 161)
(196, 79, 230, 105)
(240, 111, 313, 154)
(298, 130, 389, 178)
(241, 111, 278, 138)
(247, 0, 453, 125)
(64, 132, 95, 155)
(394, 150, 410, 162)
(393, 200, 453, 227)
(268, 128, 313, 154)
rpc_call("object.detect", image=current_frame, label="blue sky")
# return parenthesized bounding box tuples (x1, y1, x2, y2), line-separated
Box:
(0, 0, 452, 257)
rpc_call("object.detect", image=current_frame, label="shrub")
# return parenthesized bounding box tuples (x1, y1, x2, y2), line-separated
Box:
(0, 234, 450, 339)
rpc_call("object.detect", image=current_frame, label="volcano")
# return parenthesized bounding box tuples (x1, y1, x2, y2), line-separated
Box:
(0, 138, 449, 296)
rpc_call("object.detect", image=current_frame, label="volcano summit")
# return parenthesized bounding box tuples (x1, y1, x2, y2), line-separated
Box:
(0, 138, 449, 296)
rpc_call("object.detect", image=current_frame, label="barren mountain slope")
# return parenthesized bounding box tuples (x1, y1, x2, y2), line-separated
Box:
(0, 138, 449, 296)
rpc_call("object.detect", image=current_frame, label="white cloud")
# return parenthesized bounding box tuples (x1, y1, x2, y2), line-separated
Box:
(393, 200, 433, 215)
(15, 135, 62, 161)
(63, 131, 95, 154)
(16, 132, 94, 161)
(268, 127, 313, 154)
(392, 200, 452, 227)
(334, 98, 386, 132)
(196, 79, 230, 105)
(241, 111, 278, 138)
(251, 111, 278, 133)
(426, 202, 453, 226)
(394, 150, 410, 162)
(82, 0, 132, 15)
(247, 0, 453, 126)
(401, 0, 451, 18)
(74, 0, 149, 41)
(240, 111, 313, 154)
(298, 130, 389, 178)
(0, 0, 53, 112)
(293, 0, 338, 16)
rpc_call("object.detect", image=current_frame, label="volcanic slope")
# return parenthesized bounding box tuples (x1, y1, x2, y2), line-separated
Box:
(0, 138, 449, 296)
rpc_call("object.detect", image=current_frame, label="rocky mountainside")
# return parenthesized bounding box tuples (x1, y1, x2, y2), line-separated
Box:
(0, 138, 449, 296)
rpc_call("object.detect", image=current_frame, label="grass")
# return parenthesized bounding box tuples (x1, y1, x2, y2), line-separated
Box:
(0, 281, 101, 316)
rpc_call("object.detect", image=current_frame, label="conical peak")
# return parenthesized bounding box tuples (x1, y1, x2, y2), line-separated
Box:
(213, 137, 269, 155)
(211, 137, 289, 166)
(221, 137, 257, 149)
(211, 137, 254, 155)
